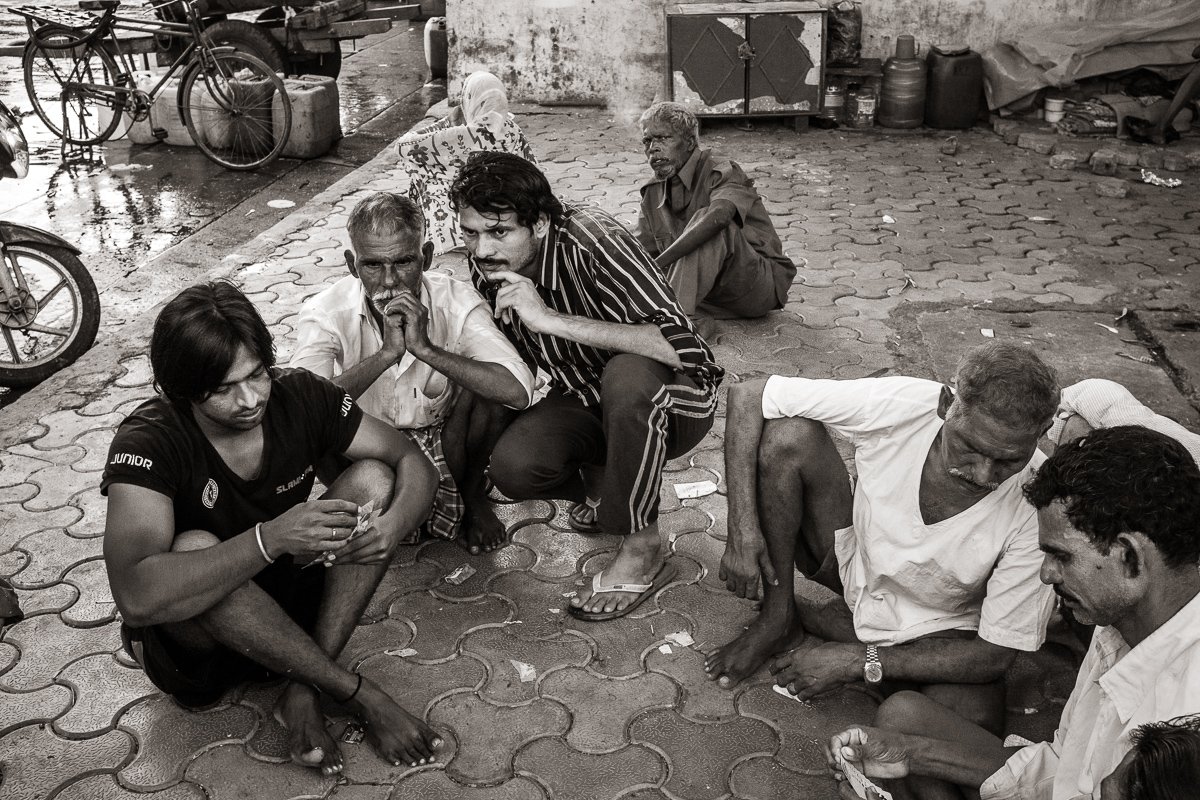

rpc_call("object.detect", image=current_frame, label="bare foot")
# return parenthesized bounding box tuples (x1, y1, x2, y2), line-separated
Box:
(350, 677, 443, 767)
(704, 610, 804, 688)
(569, 524, 662, 616)
(462, 499, 508, 555)
(275, 682, 343, 775)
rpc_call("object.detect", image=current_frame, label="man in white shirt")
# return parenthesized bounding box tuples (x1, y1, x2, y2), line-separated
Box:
(291, 192, 535, 555)
(705, 343, 1059, 733)
(826, 425, 1200, 800)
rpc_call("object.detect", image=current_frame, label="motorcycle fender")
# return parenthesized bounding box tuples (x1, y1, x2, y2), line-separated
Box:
(0, 221, 81, 255)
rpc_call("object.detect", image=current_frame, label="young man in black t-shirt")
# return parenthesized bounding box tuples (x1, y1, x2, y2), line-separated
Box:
(102, 281, 441, 775)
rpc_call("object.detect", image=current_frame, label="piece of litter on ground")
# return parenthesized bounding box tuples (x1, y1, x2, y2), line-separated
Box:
(1116, 351, 1155, 364)
(1026, 216, 1057, 222)
(665, 631, 695, 647)
(267, 199, 296, 209)
(340, 723, 365, 744)
(561, 591, 576, 597)
(107, 163, 153, 172)
(771, 684, 815, 707)
(509, 659, 537, 682)
(880, 214, 896, 224)
(980, 328, 995, 338)
(1141, 169, 1182, 188)
(657, 644, 673, 655)
(674, 480, 718, 500)
(1023, 707, 1039, 715)
(443, 564, 477, 585)
(245, 209, 256, 216)
(1115, 307, 1130, 323)
(384, 647, 418, 657)
(548, 608, 563, 614)
(1093, 322, 1119, 334)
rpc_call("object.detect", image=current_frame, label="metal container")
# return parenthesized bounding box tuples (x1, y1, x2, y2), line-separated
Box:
(924, 44, 983, 129)
(878, 34, 926, 129)
(847, 87, 876, 128)
(820, 84, 846, 121)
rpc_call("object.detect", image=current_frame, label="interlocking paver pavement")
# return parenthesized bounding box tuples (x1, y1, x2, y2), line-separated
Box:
(1, 107, 1198, 799)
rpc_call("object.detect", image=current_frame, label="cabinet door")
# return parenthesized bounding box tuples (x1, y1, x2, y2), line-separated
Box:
(668, 13, 747, 115)
(747, 12, 822, 113)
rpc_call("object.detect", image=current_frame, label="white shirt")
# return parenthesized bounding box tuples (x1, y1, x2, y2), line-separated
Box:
(1049, 378, 1200, 466)
(290, 272, 534, 429)
(761, 375, 1054, 649)
(981, 591, 1200, 800)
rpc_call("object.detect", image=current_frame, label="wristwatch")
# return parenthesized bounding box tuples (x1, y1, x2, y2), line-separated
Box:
(863, 644, 883, 684)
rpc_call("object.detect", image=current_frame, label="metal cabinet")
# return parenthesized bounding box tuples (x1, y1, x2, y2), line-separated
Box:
(666, 2, 826, 118)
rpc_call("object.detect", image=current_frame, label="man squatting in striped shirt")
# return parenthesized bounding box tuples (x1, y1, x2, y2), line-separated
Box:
(448, 151, 725, 621)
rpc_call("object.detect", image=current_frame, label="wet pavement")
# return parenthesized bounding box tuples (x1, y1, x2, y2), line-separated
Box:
(0, 20, 442, 405)
(0, 105, 1198, 799)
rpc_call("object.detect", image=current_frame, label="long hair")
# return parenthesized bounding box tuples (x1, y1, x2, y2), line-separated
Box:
(150, 281, 275, 406)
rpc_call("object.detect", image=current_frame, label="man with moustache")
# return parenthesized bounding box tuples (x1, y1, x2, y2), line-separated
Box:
(706, 343, 1059, 734)
(448, 151, 724, 621)
(103, 281, 442, 777)
(291, 192, 535, 555)
(827, 426, 1200, 800)
(636, 101, 796, 320)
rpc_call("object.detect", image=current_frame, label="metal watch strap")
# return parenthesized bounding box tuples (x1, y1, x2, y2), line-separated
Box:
(864, 644, 882, 682)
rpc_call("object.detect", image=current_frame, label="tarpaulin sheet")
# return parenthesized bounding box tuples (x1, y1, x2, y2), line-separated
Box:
(983, 0, 1200, 110)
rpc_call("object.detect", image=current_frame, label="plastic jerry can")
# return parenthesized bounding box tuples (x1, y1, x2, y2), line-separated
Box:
(878, 34, 926, 129)
(195, 74, 276, 156)
(924, 44, 983, 129)
(273, 74, 341, 159)
(424, 17, 447, 79)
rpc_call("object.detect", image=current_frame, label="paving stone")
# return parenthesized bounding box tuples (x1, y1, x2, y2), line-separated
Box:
(185, 743, 334, 800)
(542, 667, 677, 752)
(0, 724, 133, 800)
(65, 488, 109, 539)
(390, 771, 547, 799)
(487, 571, 582, 637)
(513, 521, 616, 581)
(55, 653, 157, 737)
(60, 558, 117, 627)
(358, 651, 486, 716)
(419, 538, 537, 599)
(11, 527, 103, 588)
(728, 756, 834, 799)
(341, 617, 416, 668)
(644, 645, 739, 722)
(387, 591, 511, 660)
(0, 503, 78, 555)
(460, 627, 592, 704)
(0, 682, 72, 731)
(656, 583, 759, 660)
(56, 774, 207, 800)
(738, 683, 878, 773)
(25, 466, 102, 512)
(629, 709, 778, 800)
(0, 614, 121, 690)
(515, 737, 666, 799)
(429, 693, 570, 784)
(362, 561, 444, 623)
(118, 695, 257, 790)
(564, 608, 692, 678)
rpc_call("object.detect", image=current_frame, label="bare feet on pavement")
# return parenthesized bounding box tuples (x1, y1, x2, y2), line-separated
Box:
(349, 677, 443, 767)
(704, 612, 805, 688)
(570, 524, 662, 616)
(462, 500, 508, 555)
(275, 682, 343, 775)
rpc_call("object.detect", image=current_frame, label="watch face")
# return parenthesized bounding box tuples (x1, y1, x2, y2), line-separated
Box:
(864, 662, 883, 684)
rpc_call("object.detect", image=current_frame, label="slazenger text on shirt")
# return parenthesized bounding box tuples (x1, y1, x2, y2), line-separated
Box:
(277, 465, 314, 494)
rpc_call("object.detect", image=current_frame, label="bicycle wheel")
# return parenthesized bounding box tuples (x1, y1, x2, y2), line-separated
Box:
(178, 50, 291, 171)
(22, 31, 123, 145)
(0, 243, 100, 387)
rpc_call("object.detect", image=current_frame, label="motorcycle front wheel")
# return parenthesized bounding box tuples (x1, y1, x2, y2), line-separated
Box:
(0, 243, 100, 387)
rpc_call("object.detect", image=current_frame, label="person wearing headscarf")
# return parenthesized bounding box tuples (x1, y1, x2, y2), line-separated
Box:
(398, 71, 537, 254)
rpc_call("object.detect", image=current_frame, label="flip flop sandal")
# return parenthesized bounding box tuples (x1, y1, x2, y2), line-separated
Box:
(567, 497, 603, 534)
(568, 561, 678, 622)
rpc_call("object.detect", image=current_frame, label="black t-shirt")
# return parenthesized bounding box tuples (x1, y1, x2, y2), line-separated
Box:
(101, 368, 363, 546)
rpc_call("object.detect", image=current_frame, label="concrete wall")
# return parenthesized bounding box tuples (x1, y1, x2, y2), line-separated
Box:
(447, 0, 1182, 112)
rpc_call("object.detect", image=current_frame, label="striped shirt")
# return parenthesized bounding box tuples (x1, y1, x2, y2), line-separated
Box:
(470, 203, 724, 410)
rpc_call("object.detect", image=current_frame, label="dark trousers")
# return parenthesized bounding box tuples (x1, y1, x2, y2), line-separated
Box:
(488, 354, 715, 535)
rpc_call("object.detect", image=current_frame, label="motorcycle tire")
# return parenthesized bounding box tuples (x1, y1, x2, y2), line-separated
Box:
(0, 243, 100, 387)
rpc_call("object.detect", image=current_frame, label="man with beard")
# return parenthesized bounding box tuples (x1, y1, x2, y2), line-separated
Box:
(826, 426, 1200, 800)
(448, 151, 724, 620)
(705, 343, 1059, 735)
(291, 192, 534, 554)
(103, 281, 441, 776)
(637, 101, 796, 321)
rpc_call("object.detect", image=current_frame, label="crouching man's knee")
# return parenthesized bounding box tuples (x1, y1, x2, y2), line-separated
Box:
(874, 690, 932, 735)
(172, 529, 222, 552)
(760, 417, 827, 466)
(333, 458, 398, 509)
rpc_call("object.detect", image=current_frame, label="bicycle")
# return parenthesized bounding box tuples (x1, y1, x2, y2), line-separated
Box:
(10, 0, 293, 170)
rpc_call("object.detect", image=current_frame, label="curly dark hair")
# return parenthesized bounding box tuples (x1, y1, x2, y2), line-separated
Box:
(150, 281, 275, 407)
(448, 151, 565, 230)
(1125, 714, 1200, 800)
(1023, 425, 1200, 568)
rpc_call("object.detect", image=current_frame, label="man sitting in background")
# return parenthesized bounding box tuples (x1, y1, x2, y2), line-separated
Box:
(291, 192, 534, 554)
(637, 101, 797, 323)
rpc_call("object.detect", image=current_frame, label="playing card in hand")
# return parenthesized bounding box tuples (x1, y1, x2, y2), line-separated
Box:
(304, 501, 380, 568)
(836, 754, 894, 800)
